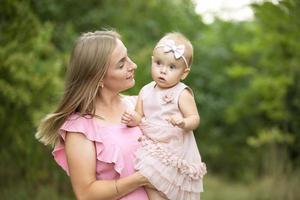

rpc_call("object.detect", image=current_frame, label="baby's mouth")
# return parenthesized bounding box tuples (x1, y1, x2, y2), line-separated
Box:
(158, 77, 166, 82)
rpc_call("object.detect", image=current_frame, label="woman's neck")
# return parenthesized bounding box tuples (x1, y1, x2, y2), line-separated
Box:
(96, 89, 121, 108)
(94, 89, 125, 123)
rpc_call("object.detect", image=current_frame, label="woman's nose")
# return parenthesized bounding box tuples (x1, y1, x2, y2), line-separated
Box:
(127, 57, 137, 70)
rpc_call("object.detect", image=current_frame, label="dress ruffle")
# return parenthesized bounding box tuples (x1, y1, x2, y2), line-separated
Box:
(135, 145, 205, 200)
(137, 136, 206, 180)
(52, 114, 125, 176)
(135, 120, 207, 200)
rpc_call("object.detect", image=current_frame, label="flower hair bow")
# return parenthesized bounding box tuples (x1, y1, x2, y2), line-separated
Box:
(156, 39, 189, 67)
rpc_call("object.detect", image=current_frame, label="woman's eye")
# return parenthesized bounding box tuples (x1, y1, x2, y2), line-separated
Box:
(118, 62, 125, 68)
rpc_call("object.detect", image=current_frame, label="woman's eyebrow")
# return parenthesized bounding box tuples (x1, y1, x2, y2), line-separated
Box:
(117, 57, 126, 64)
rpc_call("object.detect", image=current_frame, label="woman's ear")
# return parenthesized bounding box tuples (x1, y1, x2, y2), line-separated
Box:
(99, 80, 104, 88)
(181, 67, 190, 80)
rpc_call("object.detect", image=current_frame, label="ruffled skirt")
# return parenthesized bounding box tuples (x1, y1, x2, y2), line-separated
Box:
(135, 121, 207, 200)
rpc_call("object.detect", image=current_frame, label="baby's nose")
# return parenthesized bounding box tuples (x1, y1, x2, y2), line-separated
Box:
(160, 66, 167, 74)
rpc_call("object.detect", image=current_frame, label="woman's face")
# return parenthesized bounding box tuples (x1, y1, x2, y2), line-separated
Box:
(102, 39, 137, 93)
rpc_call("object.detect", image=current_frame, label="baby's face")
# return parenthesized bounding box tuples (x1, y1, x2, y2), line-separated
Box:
(151, 47, 189, 89)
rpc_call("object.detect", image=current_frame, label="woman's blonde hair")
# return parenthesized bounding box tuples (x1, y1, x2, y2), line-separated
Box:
(36, 30, 120, 146)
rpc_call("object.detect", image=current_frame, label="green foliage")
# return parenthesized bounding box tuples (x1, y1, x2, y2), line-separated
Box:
(227, 0, 300, 168)
(0, 0, 64, 189)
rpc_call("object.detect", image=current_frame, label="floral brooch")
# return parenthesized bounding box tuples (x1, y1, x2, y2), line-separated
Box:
(162, 92, 174, 104)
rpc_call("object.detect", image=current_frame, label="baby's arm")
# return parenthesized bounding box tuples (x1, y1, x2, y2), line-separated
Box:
(121, 94, 144, 127)
(168, 88, 200, 131)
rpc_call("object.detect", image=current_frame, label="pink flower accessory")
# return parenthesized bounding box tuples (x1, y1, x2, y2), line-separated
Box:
(162, 92, 174, 104)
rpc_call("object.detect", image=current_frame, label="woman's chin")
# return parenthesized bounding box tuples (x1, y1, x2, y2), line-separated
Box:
(131, 78, 135, 86)
(122, 79, 135, 91)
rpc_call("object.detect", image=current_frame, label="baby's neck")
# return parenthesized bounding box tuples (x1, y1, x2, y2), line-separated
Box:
(154, 81, 180, 90)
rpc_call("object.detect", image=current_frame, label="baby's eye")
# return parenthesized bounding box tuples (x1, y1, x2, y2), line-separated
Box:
(170, 65, 176, 70)
(155, 60, 161, 65)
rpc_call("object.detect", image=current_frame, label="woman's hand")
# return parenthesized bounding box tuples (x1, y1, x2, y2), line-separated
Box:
(144, 182, 156, 190)
(134, 172, 156, 190)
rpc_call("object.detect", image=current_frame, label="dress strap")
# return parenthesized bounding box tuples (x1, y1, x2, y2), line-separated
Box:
(170, 82, 193, 106)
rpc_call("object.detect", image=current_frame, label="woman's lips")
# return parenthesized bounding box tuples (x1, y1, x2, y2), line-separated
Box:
(126, 74, 134, 79)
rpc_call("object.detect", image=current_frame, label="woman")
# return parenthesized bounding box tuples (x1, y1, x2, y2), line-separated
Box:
(36, 30, 150, 200)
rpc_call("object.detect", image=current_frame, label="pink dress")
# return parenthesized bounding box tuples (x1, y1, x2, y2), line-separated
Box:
(135, 82, 207, 200)
(53, 96, 148, 200)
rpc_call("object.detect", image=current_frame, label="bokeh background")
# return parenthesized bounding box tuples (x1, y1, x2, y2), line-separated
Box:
(1, 0, 299, 199)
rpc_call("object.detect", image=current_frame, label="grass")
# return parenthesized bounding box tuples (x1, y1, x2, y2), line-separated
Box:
(202, 174, 272, 200)
(1, 180, 74, 200)
(1, 173, 299, 200)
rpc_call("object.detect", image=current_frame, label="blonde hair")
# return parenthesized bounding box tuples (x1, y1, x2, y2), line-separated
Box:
(36, 30, 120, 146)
(156, 32, 194, 67)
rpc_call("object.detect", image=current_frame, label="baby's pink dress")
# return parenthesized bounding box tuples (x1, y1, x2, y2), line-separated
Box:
(53, 96, 148, 200)
(135, 82, 207, 200)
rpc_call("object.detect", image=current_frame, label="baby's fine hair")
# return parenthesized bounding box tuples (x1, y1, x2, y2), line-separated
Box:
(158, 32, 194, 67)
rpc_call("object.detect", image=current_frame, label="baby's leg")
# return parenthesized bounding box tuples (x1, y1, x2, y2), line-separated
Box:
(145, 188, 168, 200)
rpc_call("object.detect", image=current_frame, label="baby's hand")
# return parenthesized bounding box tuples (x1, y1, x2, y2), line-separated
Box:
(166, 114, 186, 129)
(121, 110, 134, 125)
(121, 110, 139, 127)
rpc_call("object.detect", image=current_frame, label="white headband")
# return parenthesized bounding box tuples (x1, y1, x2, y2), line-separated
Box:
(155, 39, 189, 68)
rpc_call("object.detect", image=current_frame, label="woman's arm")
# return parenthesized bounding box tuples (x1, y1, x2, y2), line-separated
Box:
(168, 89, 200, 131)
(65, 132, 148, 200)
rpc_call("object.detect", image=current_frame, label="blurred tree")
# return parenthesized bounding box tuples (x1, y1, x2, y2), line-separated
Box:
(188, 0, 300, 180)
(227, 0, 300, 167)
(0, 0, 66, 191)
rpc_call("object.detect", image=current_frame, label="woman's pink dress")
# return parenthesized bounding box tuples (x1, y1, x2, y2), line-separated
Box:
(135, 82, 207, 200)
(53, 96, 148, 200)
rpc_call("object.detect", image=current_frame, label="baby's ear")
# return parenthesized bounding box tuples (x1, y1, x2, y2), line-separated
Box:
(181, 67, 190, 80)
